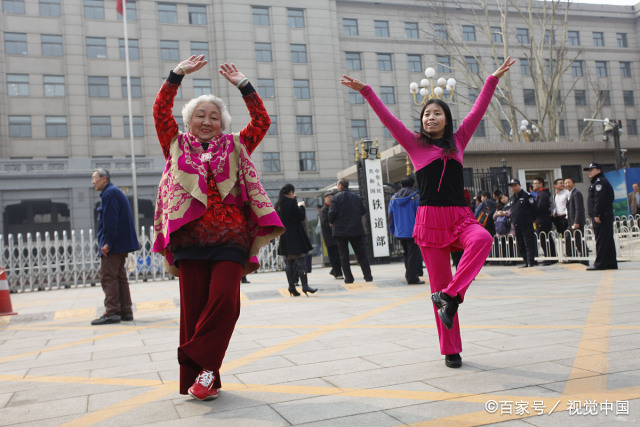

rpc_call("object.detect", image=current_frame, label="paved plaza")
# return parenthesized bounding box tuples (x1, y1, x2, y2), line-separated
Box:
(1, 260, 639, 426)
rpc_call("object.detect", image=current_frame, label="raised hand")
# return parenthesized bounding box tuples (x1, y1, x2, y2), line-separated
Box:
(492, 56, 516, 79)
(174, 55, 208, 76)
(340, 75, 366, 92)
(219, 63, 247, 87)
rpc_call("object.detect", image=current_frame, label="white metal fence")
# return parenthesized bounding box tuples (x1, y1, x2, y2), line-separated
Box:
(1, 215, 638, 293)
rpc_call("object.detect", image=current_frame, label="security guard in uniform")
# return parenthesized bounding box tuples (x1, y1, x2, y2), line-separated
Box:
(508, 179, 538, 267)
(584, 162, 618, 270)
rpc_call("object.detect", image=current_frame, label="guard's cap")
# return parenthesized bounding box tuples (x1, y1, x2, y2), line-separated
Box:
(508, 178, 521, 186)
(323, 191, 334, 198)
(583, 162, 602, 171)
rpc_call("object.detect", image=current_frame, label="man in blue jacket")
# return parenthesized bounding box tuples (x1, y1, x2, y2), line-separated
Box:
(91, 168, 140, 325)
(388, 176, 424, 284)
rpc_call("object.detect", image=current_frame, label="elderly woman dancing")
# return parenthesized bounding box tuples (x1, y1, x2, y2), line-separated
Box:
(153, 55, 284, 401)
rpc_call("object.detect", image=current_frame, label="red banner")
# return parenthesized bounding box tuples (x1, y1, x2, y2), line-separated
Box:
(116, 0, 124, 15)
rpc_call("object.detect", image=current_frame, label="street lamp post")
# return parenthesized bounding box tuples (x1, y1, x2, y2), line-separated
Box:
(409, 67, 456, 105)
(519, 120, 539, 142)
(583, 118, 625, 169)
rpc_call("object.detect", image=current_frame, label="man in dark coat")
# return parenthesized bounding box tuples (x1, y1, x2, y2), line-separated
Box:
(584, 163, 618, 270)
(320, 191, 342, 279)
(91, 168, 140, 325)
(508, 179, 537, 267)
(564, 177, 586, 262)
(328, 178, 373, 283)
(532, 177, 556, 264)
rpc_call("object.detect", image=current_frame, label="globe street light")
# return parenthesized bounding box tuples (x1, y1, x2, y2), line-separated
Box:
(409, 67, 456, 105)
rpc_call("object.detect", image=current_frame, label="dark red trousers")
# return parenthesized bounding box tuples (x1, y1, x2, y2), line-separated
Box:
(177, 260, 243, 394)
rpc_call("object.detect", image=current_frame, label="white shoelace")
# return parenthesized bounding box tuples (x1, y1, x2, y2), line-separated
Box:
(197, 370, 214, 388)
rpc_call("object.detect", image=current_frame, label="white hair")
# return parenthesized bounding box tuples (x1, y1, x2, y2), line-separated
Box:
(181, 94, 232, 133)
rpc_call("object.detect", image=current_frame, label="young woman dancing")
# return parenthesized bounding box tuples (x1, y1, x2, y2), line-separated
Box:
(341, 57, 515, 368)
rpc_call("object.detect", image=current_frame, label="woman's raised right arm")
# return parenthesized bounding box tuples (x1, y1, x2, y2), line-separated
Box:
(153, 76, 181, 159)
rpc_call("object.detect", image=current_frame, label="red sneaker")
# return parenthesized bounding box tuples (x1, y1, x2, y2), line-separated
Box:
(188, 370, 218, 401)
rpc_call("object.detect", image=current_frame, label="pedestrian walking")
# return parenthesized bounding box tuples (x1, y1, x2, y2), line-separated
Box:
(91, 168, 140, 325)
(328, 178, 373, 284)
(152, 55, 284, 401)
(341, 57, 515, 368)
(584, 163, 618, 270)
(276, 184, 317, 297)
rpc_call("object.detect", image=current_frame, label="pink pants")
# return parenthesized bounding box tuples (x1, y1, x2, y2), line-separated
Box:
(419, 222, 492, 355)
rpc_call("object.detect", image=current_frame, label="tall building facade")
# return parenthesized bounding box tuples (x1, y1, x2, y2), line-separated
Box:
(1, 0, 639, 236)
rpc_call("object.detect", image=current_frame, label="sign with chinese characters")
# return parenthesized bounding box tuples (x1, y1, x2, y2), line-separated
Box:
(364, 158, 389, 258)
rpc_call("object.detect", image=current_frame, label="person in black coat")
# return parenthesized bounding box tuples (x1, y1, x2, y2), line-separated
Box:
(328, 178, 373, 284)
(276, 184, 317, 296)
(564, 177, 586, 262)
(532, 177, 556, 264)
(508, 179, 538, 267)
(320, 191, 343, 279)
(584, 163, 618, 270)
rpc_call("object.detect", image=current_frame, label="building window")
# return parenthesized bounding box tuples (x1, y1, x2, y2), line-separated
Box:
(544, 30, 554, 46)
(86, 37, 107, 59)
(465, 56, 479, 74)
(574, 90, 586, 106)
(45, 116, 67, 138)
(523, 89, 536, 106)
(267, 115, 277, 135)
(462, 25, 476, 42)
(252, 6, 269, 26)
(263, 152, 280, 172)
(349, 89, 364, 104)
(595, 61, 608, 77)
(468, 88, 478, 103)
(577, 119, 590, 136)
(593, 32, 604, 47)
(40, 0, 61, 16)
(43, 75, 64, 96)
(288, 8, 304, 28)
(571, 60, 583, 77)
(193, 79, 211, 97)
(568, 30, 580, 46)
(434, 23, 447, 40)
(413, 119, 421, 132)
(627, 119, 638, 135)
(123, 116, 144, 137)
(290, 44, 307, 63)
(405, 22, 419, 39)
(90, 116, 111, 137)
(175, 116, 184, 132)
(7, 74, 29, 96)
(3, 0, 24, 13)
(561, 165, 583, 183)
(491, 27, 502, 44)
(188, 4, 206, 25)
(598, 90, 611, 106)
(500, 119, 511, 136)
(9, 115, 31, 138)
(375, 20, 389, 37)
(384, 127, 392, 138)
(84, 0, 104, 19)
(160, 40, 179, 61)
(158, 2, 177, 24)
(377, 53, 392, 71)
(121, 77, 142, 98)
(346, 52, 361, 70)
(617, 32, 628, 48)
(620, 61, 632, 78)
(343, 18, 358, 36)
(4, 32, 27, 55)
(119, 38, 139, 60)
(380, 86, 395, 104)
(516, 28, 529, 44)
(190, 41, 209, 60)
(255, 42, 272, 62)
(558, 120, 565, 137)
(520, 58, 530, 76)
(296, 116, 313, 135)
(293, 79, 310, 99)
(623, 90, 635, 106)
(299, 152, 316, 171)
(474, 120, 486, 137)
(437, 55, 451, 73)
(116, 0, 136, 21)
(256, 79, 275, 98)
(545, 59, 556, 75)
(351, 119, 367, 138)
(88, 76, 109, 97)
(41, 34, 63, 57)
(408, 54, 422, 72)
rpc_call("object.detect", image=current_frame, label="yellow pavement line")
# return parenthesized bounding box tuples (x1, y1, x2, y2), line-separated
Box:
(135, 299, 176, 312)
(343, 282, 378, 291)
(0, 319, 176, 364)
(511, 267, 544, 275)
(221, 291, 427, 373)
(0, 374, 164, 387)
(54, 307, 96, 320)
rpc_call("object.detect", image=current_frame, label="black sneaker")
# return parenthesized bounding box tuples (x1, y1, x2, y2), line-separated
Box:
(431, 292, 458, 329)
(91, 314, 121, 325)
(445, 353, 462, 368)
